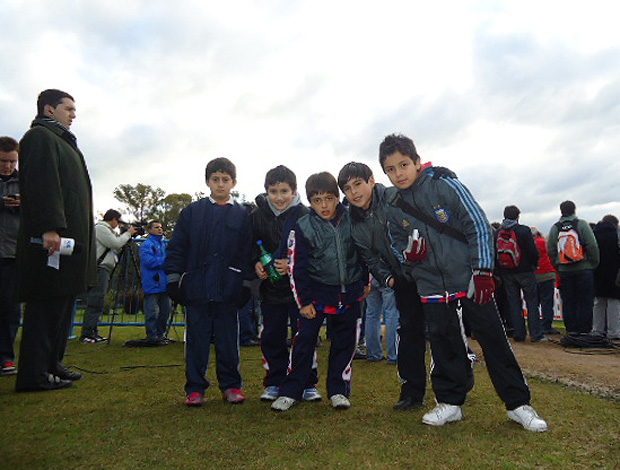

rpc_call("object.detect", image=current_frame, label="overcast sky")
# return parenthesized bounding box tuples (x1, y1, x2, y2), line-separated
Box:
(1, 0, 618, 233)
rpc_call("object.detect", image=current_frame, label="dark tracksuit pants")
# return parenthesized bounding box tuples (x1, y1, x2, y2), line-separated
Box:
(16, 295, 75, 390)
(278, 302, 360, 400)
(425, 297, 531, 410)
(260, 302, 317, 388)
(393, 280, 427, 403)
(184, 302, 242, 395)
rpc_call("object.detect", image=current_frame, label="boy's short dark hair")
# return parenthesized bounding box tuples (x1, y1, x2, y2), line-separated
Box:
(305, 172, 339, 202)
(205, 157, 236, 181)
(337, 162, 373, 190)
(37, 89, 74, 117)
(379, 133, 420, 171)
(560, 200, 576, 217)
(103, 209, 122, 222)
(264, 165, 297, 191)
(0, 136, 18, 153)
(601, 214, 619, 227)
(503, 205, 521, 220)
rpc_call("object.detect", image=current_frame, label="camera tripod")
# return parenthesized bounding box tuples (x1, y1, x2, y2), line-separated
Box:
(107, 240, 143, 345)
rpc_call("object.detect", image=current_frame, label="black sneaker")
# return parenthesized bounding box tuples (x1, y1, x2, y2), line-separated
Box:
(394, 396, 424, 411)
(80, 335, 107, 344)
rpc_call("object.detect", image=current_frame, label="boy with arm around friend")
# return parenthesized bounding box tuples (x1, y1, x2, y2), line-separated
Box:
(379, 133, 548, 432)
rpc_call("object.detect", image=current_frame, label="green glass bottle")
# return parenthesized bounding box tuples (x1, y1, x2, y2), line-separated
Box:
(257, 240, 283, 283)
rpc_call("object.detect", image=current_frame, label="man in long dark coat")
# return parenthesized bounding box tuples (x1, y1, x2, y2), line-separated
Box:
(15, 89, 97, 392)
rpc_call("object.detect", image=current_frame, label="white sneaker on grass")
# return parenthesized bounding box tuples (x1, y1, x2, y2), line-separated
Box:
(271, 396, 297, 412)
(260, 386, 279, 402)
(302, 387, 322, 402)
(507, 405, 548, 432)
(330, 394, 351, 410)
(422, 403, 463, 426)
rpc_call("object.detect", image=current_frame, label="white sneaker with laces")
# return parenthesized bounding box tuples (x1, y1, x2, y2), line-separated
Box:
(302, 387, 322, 402)
(271, 396, 297, 412)
(422, 403, 463, 426)
(260, 386, 279, 402)
(330, 394, 351, 410)
(507, 405, 548, 432)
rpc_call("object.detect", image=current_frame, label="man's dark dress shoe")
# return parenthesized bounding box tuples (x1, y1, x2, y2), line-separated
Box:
(55, 365, 82, 381)
(16, 375, 74, 392)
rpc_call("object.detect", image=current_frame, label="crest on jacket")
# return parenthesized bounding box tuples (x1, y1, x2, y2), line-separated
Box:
(434, 206, 450, 223)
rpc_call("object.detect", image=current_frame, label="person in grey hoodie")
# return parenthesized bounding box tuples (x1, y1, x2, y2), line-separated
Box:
(547, 200, 599, 334)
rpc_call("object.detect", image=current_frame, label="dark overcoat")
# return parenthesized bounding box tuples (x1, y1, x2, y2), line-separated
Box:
(17, 119, 97, 301)
(593, 221, 620, 299)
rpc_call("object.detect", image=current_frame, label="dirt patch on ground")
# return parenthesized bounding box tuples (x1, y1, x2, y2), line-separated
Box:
(469, 337, 620, 401)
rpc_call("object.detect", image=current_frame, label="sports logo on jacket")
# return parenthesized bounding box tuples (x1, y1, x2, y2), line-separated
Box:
(433, 206, 450, 223)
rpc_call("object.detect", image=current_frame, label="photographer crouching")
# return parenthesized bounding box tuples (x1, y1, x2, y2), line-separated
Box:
(80, 209, 136, 343)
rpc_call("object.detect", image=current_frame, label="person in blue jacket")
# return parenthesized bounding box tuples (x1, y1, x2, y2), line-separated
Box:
(140, 220, 170, 344)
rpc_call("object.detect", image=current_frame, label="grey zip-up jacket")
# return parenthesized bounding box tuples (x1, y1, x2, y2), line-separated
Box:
(386, 165, 495, 298)
(349, 183, 402, 287)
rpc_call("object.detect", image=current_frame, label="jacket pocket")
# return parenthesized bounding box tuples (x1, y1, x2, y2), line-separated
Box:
(221, 265, 243, 303)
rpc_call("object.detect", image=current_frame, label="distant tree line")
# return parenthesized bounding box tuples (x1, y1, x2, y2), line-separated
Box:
(110, 183, 246, 235)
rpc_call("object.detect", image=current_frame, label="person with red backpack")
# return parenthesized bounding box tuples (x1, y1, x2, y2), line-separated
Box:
(495, 206, 544, 342)
(547, 201, 599, 334)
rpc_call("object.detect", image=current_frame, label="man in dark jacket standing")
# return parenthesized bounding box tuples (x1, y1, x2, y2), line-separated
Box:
(495, 205, 544, 342)
(15, 89, 96, 392)
(0, 137, 21, 376)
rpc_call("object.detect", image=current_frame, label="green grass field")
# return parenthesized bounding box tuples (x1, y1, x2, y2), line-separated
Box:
(1, 326, 619, 470)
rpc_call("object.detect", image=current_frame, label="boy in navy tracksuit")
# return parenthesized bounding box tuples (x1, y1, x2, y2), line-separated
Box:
(271, 172, 368, 412)
(251, 165, 320, 402)
(165, 158, 252, 406)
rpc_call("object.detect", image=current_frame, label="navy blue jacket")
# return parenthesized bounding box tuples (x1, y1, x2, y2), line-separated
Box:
(165, 198, 252, 305)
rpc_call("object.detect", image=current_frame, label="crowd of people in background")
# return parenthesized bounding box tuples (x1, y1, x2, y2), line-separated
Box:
(3, 88, 620, 435)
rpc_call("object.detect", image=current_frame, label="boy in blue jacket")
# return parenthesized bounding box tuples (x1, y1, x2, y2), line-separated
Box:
(165, 158, 252, 406)
(140, 220, 170, 344)
(271, 172, 368, 412)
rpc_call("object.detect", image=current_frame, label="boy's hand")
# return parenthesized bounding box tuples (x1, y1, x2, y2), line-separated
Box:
(467, 270, 496, 305)
(300, 303, 317, 319)
(255, 261, 268, 280)
(274, 258, 288, 276)
(403, 231, 427, 262)
(361, 285, 371, 300)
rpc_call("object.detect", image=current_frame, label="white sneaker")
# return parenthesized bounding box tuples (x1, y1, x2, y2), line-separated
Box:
(260, 386, 279, 401)
(330, 394, 351, 410)
(422, 403, 463, 426)
(271, 396, 297, 412)
(507, 405, 548, 432)
(302, 387, 322, 402)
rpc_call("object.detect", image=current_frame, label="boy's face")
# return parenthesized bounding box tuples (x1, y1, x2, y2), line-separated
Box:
(382, 151, 422, 190)
(207, 171, 236, 203)
(342, 176, 375, 210)
(267, 182, 296, 211)
(310, 192, 339, 220)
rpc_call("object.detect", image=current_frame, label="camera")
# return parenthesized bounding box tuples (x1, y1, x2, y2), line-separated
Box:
(120, 222, 147, 237)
